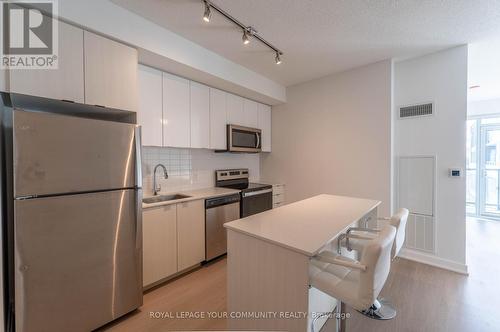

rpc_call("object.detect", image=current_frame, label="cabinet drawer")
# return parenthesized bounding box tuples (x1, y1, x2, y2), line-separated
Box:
(273, 194, 284, 204)
(273, 184, 285, 195)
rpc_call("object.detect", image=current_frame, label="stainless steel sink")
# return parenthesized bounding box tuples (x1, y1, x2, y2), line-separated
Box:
(142, 194, 191, 204)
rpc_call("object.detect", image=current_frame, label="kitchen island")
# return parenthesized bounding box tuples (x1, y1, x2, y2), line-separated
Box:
(224, 194, 381, 332)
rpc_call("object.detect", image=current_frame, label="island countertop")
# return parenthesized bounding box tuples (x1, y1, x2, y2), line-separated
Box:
(224, 194, 381, 257)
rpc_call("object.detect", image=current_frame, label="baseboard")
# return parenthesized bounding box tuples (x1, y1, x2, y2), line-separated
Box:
(398, 248, 469, 275)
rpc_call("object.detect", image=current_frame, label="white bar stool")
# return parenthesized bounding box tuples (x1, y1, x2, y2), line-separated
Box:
(341, 208, 409, 320)
(309, 224, 396, 332)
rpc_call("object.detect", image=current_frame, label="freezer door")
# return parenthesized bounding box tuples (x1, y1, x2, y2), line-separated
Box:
(13, 110, 137, 197)
(14, 189, 142, 332)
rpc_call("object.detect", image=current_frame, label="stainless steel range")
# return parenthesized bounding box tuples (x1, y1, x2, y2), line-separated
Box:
(215, 169, 272, 218)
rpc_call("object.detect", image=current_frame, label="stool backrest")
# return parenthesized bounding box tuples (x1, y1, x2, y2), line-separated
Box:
(390, 208, 409, 258)
(358, 225, 396, 308)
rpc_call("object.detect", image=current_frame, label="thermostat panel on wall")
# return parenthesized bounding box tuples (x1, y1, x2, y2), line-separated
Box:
(449, 168, 462, 178)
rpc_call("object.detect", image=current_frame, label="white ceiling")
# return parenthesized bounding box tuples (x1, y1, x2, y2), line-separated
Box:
(112, 0, 500, 88)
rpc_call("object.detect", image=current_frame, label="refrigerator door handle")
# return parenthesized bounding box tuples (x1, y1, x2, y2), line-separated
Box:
(135, 125, 143, 189)
(134, 125, 143, 255)
(135, 189, 143, 252)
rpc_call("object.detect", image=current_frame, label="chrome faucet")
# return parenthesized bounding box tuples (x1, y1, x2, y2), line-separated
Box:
(153, 164, 168, 196)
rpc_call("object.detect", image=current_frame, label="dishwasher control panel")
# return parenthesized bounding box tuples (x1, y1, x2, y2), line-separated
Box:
(205, 193, 241, 209)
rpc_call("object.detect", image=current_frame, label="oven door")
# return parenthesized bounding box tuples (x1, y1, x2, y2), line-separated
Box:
(228, 124, 262, 153)
(241, 189, 273, 217)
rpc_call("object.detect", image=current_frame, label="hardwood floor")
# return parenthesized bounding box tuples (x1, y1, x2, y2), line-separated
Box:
(100, 218, 500, 332)
(98, 259, 228, 332)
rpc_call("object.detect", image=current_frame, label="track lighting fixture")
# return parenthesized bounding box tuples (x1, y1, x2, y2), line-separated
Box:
(242, 30, 250, 45)
(242, 27, 255, 45)
(201, 0, 283, 64)
(275, 52, 282, 65)
(203, 1, 211, 22)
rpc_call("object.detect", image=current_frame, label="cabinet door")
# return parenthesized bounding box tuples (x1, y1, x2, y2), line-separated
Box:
(190, 81, 210, 149)
(177, 200, 205, 271)
(9, 19, 84, 103)
(209, 88, 227, 150)
(258, 103, 272, 152)
(138, 65, 163, 146)
(143, 204, 177, 287)
(163, 72, 190, 148)
(243, 99, 259, 128)
(227, 93, 245, 126)
(84, 31, 138, 111)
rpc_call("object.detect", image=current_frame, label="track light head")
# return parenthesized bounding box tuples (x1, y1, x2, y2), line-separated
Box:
(242, 30, 250, 45)
(275, 52, 282, 65)
(203, 1, 211, 22)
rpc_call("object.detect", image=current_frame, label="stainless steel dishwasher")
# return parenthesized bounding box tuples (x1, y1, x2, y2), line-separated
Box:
(205, 193, 241, 261)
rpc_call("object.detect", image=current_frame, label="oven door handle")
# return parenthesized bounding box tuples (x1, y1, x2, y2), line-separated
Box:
(242, 188, 273, 197)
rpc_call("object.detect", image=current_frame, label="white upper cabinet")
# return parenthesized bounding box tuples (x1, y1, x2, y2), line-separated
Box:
(138, 65, 163, 147)
(84, 31, 138, 111)
(258, 103, 272, 152)
(9, 18, 85, 103)
(190, 82, 210, 149)
(209, 88, 228, 150)
(243, 99, 259, 128)
(227, 93, 245, 126)
(163, 72, 190, 148)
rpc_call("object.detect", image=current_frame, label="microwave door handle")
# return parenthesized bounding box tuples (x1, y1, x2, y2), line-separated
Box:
(256, 132, 261, 149)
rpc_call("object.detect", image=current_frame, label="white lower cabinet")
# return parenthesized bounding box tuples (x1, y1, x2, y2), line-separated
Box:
(142, 199, 206, 287)
(142, 204, 177, 287)
(177, 200, 205, 271)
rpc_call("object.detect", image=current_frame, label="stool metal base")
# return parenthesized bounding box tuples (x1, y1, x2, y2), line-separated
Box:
(359, 298, 396, 320)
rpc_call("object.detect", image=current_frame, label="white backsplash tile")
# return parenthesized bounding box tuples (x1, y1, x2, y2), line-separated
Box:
(142, 147, 260, 196)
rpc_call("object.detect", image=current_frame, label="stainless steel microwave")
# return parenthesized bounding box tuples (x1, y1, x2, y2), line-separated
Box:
(227, 124, 262, 153)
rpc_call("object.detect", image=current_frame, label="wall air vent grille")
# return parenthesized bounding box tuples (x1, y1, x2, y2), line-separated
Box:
(399, 103, 433, 119)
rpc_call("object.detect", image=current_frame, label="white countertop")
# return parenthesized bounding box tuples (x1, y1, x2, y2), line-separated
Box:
(224, 194, 381, 256)
(142, 187, 240, 209)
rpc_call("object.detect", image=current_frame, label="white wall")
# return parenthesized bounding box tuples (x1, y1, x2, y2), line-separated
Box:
(468, 98, 500, 118)
(49, 0, 286, 105)
(142, 147, 260, 196)
(261, 60, 393, 216)
(394, 46, 468, 269)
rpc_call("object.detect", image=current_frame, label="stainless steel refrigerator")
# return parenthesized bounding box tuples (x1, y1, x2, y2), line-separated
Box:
(0, 93, 143, 332)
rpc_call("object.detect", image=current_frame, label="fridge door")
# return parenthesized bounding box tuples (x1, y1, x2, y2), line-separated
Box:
(13, 109, 137, 198)
(14, 189, 142, 332)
